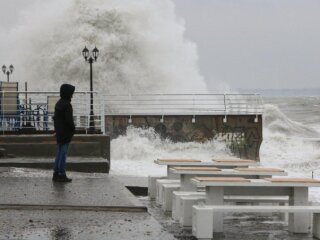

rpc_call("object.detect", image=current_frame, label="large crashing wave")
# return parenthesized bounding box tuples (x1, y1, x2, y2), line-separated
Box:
(111, 126, 232, 176)
(9, 0, 207, 94)
(263, 104, 319, 138)
(260, 104, 320, 171)
(111, 126, 231, 161)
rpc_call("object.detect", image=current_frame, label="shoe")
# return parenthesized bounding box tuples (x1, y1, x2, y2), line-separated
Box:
(53, 174, 72, 183)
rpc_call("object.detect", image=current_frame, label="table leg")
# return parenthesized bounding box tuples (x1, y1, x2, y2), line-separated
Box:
(288, 187, 310, 233)
(181, 174, 197, 191)
(206, 186, 224, 233)
(167, 166, 180, 179)
(167, 166, 171, 178)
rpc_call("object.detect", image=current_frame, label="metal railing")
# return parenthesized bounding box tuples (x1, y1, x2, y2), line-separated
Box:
(104, 94, 263, 116)
(0, 92, 263, 133)
(0, 91, 105, 134)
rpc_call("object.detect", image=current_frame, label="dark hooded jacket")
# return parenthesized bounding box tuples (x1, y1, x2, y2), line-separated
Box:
(54, 84, 76, 144)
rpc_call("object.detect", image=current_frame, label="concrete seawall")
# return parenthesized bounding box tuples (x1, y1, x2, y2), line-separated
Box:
(0, 135, 110, 173)
(105, 115, 262, 160)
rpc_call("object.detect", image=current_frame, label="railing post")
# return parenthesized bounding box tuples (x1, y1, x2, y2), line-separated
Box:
(223, 94, 227, 123)
(100, 92, 105, 134)
(254, 93, 259, 123)
(1, 91, 4, 134)
(161, 94, 164, 123)
(192, 94, 196, 123)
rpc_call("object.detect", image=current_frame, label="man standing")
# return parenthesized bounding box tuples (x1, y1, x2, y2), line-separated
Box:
(53, 84, 75, 182)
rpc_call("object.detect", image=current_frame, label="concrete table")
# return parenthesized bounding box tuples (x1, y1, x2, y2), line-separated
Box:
(191, 177, 320, 233)
(169, 167, 287, 222)
(170, 167, 287, 191)
(151, 159, 259, 201)
(154, 159, 259, 179)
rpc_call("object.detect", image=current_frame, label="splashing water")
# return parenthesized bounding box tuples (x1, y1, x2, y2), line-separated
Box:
(110, 103, 320, 180)
(263, 104, 319, 138)
(111, 126, 232, 176)
(261, 104, 320, 171)
(6, 0, 208, 94)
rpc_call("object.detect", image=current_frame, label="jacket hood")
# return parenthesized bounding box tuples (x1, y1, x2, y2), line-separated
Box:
(60, 84, 75, 100)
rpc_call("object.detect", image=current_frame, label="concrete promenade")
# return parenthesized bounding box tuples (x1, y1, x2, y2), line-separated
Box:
(0, 168, 175, 240)
(0, 166, 317, 240)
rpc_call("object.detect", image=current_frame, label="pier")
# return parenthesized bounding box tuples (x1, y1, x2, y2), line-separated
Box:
(0, 90, 263, 161)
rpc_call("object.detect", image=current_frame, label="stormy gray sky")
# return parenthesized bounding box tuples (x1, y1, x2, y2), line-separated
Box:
(173, 0, 320, 90)
(1, 0, 320, 90)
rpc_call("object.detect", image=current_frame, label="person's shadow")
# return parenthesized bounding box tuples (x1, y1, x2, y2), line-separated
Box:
(51, 226, 71, 240)
(51, 181, 69, 200)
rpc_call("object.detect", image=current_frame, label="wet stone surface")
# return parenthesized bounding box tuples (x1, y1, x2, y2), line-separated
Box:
(139, 197, 314, 240)
(0, 168, 316, 240)
(0, 210, 175, 240)
(0, 175, 137, 207)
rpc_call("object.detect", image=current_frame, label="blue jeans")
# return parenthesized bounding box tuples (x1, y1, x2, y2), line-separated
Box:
(54, 143, 70, 176)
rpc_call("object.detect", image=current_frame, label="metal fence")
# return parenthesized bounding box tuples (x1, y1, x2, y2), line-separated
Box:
(0, 92, 263, 133)
(0, 91, 105, 133)
(104, 94, 264, 116)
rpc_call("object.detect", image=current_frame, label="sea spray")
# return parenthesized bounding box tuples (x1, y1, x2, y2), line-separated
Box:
(6, 0, 208, 94)
(260, 104, 320, 174)
(263, 104, 319, 138)
(111, 126, 232, 176)
(110, 104, 320, 177)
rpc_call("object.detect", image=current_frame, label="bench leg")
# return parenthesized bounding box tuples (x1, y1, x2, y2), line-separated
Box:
(172, 193, 179, 221)
(313, 213, 320, 239)
(289, 187, 310, 233)
(180, 197, 205, 227)
(162, 185, 180, 212)
(172, 192, 204, 221)
(192, 206, 214, 239)
(156, 181, 162, 205)
(172, 193, 185, 221)
(279, 202, 288, 222)
(148, 176, 166, 200)
(206, 186, 224, 233)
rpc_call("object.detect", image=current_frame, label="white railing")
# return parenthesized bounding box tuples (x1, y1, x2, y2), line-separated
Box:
(0, 92, 263, 133)
(104, 94, 263, 116)
(0, 91, 105, 134)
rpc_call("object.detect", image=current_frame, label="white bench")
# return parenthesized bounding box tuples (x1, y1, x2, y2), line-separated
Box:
(162, 183, 180, 211)
(172, 191, 205, 221)
(170, 166, 287, 218)
(156, 179, 180, 205)
(180, 195, 205, 227)
(192, 205, 320, 239)
(179, 195, 289, 227)
(191, 177, 320, 233)
(148, 175, 166, 199)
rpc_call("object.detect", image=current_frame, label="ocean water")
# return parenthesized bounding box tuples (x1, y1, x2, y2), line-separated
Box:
(111, 96, 320, 174)
(111, 95, 320, 200)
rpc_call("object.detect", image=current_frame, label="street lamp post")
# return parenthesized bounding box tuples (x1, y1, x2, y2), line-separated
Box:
(2, 64, 14, 82)
(82, 46, 99, 132)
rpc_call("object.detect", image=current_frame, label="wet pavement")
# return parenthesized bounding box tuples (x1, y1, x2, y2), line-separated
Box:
(0, 176, 138, 207)
(0, 167, 175, 240)
(0, 167, 316, 240)
(140, 197, 314, 240)
(0, 209, 174, 240)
